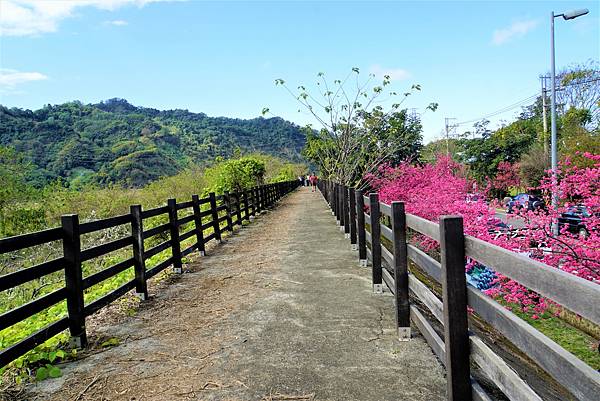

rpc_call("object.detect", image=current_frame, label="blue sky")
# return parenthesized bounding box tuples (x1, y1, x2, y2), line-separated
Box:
(1, 0, 598, 143)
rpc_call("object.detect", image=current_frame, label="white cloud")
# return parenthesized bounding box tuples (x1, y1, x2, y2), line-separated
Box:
(0, 0, 177, 36)
(369, 64, 411, 81)
(492, 19, 539, 45)
(106, 19, 128, 26)
(0, 68, 47, 88)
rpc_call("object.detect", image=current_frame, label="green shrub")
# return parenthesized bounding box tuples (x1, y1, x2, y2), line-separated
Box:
(202, 156, 266, 194)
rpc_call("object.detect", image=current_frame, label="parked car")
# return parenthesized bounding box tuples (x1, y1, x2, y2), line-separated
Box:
(465, 193, 484, 204)
(506, 194, 545, 213)
(486, 219, 522, 240)
(558, 205, 598, 238)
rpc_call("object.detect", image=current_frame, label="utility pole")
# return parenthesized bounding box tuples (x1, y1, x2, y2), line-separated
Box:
(541, 76, 548, 157)
(549, 8, 588, 236)
(444, 117, 457, 156)
(550, 11, 559, 235)
(408, 108, 419, 120)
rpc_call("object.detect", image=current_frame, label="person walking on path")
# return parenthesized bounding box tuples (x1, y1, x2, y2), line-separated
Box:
(309, 173, 318, 192)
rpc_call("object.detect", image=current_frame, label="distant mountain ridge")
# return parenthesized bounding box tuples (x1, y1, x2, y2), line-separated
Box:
(0, 98, 306, 187)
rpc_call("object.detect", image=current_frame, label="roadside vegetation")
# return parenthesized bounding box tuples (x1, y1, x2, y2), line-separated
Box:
(366, 154, 599, 369)
(0, 153, 305, 385)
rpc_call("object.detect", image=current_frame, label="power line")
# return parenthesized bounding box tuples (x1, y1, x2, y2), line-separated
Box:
(455, 93, 538, 126)
(454, 76, 599, 127)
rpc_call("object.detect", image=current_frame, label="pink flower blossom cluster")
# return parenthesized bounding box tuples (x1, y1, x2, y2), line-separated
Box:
(365, 154, 599, 314)
(490, 161, 521, 192)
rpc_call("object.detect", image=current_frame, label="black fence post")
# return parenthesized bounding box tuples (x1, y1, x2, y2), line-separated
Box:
(370, 193, 383, 293)
(335, 184, 342, 226)
(330, 183, 335, 215)
(61, 214, 87, 348)
(224, 191, 234, 232)
(349, 187, 357, 250)
(250, 187, 257, 217)
(252, 187, 258, 215)
(356, 190, 367, 266)
(338, 184, 344, 227)
(391, 201, 410, 341)
(334, 184, 340, 223)
(340, 184, 346, 231)
(343, 185, 350, 237)
(328, 182, 333, 213)
(264, 185, 269, 208)
(339, 184, 344, 228)
(440, 215, 472, 401)
(265, 184, 270, 208)
(243, 191, 250, 221)
(235, 192, 243, 225)
(130, 205, 148, 300)
(167, 198, 183, 274)
(255, 187, 262, 214)
(329, 181, 334, 211)
(192, 194, 206, 256)
(209, 192, 222, 242)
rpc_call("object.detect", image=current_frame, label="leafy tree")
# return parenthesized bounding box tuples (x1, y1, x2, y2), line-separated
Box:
(0, 147, 43, 235)
(0, 147, 29, 215)
(519, 144, 550, 189)
(268, 68, 437, 186)
(561, 130, 600, 168)
(490, 161, 521, 198)
(360, 108, 424, 165)
(555, 60, 600, 129)
(202, 156, 266, 194)
(0, 100, 307, 188)
(366, 152, 600, 319)
(457, 118, 537, 183)
(420, 138, 462, 164)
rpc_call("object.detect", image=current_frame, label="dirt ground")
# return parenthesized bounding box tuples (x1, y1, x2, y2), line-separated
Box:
(19, 188, 446, 401)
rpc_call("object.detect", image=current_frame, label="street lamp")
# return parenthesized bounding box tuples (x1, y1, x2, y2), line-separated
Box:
(549, 8, 588, 234)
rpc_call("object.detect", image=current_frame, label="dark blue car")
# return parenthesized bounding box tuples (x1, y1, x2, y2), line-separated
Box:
(558, 205, 598, 238)
(506, 194, 545, 214)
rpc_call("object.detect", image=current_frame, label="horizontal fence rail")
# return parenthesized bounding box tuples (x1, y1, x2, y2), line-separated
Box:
(317, 180, 600, 401)
(0, 180, 299, 368)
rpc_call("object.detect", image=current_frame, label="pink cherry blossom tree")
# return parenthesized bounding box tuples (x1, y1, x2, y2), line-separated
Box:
(365, 153, 599, 314)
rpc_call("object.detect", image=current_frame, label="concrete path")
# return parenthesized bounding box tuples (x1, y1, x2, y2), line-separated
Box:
(26, 187, 445, 401)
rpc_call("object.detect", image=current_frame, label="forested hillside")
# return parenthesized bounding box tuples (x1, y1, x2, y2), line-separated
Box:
(0, 98, 306, 188)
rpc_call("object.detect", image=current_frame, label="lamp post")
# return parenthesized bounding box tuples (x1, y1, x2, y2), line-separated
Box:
(549, 8, 588, 235)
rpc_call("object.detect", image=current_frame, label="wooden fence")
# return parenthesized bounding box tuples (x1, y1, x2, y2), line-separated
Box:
(318, 180, 600, 401)
(0, 180, 299, 368)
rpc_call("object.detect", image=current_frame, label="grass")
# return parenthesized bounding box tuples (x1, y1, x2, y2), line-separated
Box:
(370, 220, 600, 369)
(0, 197, 254, 384)
(498, 300, 600, 370)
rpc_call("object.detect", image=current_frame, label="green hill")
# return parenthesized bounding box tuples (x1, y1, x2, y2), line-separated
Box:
(0, 98, 306, 187)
